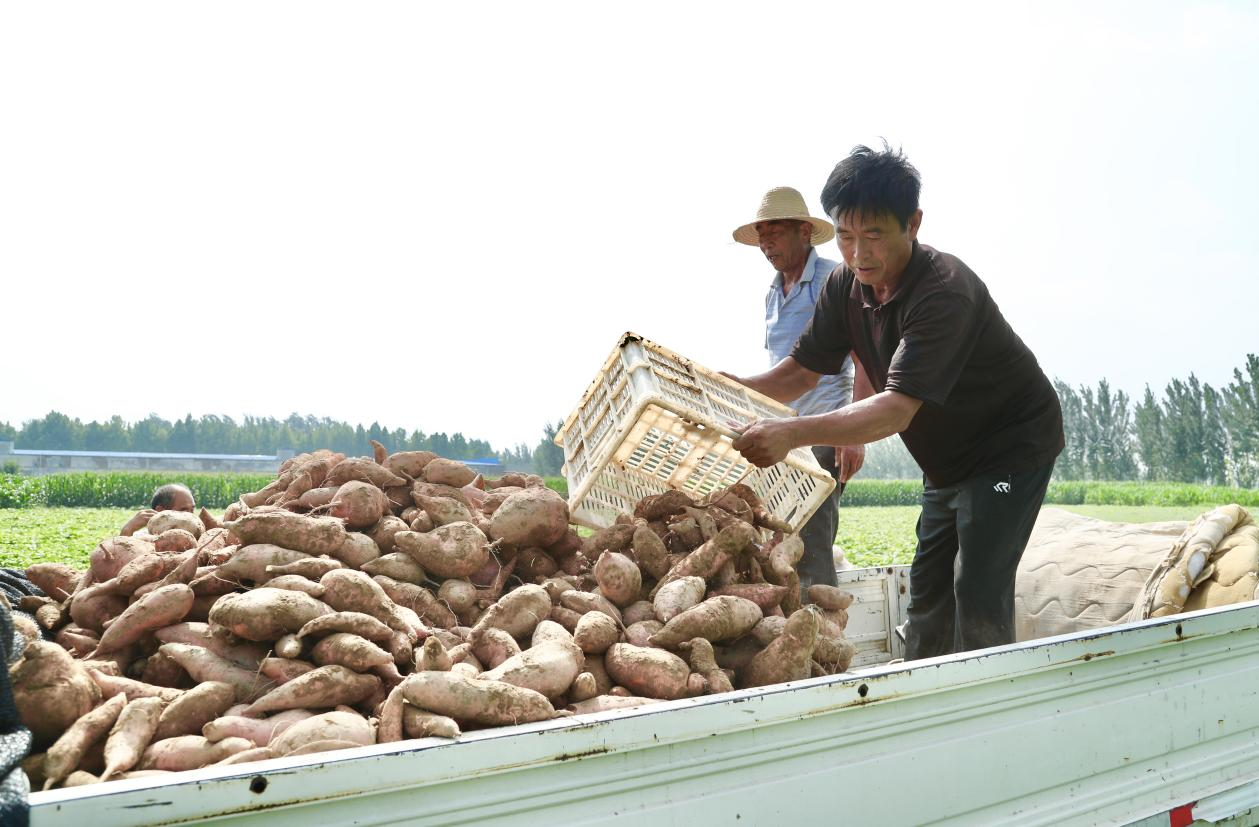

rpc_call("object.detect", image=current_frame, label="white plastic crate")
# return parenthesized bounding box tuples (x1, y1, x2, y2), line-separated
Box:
(556, 332, 837, 531)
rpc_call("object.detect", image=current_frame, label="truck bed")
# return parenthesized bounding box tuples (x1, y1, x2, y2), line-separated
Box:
(30, 567, 1259, 826)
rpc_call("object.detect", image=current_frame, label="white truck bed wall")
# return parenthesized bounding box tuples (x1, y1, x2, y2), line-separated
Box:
(30, 581, 1259, 827)
(838, 564, 910, 667)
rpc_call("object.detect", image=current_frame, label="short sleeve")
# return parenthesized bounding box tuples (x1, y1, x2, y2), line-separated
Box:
(790, 268, 853, 375)
(884, 293, 979, 405)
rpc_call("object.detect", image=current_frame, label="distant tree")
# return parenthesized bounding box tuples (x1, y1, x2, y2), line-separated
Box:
(1221, 355, 1259, 487)
(1133, 386, 1165, 481)
(1162, 376, 1207, 483)
(1053, 381, 1086, 480)
(1203, 385, 1229, 486)
(0, 421, 16, 441)
(84, 416, 131, 451)
(533, 421, 565, 476)
(1081, 380, 1136, 480)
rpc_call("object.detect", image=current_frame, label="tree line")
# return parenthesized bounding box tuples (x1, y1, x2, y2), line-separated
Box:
(0, 413, 567, 476)
(3, 354, 1255, 486)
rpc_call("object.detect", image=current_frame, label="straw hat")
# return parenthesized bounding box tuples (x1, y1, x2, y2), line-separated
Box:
(732, 186, 835, 246)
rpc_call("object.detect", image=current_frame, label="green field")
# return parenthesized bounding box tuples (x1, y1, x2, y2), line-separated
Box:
(0, 503, 1224, 572)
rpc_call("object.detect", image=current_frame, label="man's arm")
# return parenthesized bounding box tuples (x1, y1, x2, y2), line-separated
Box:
(120, 509, 156, 537)
(722, 356, 823, 406)
(835, 354, 875, 482)
(733, 389, 922, 468)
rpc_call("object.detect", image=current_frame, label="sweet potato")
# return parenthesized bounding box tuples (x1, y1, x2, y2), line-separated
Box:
(481, 639, 585, 699)
(225, 512, 348, 556)
(384, 450, 436, 479)
(214, 746, 277, 766)
(582, 523, 636, 558)
(312, 633, 393, 672)
(153, 622, 267, 670)
(631, 524, 670, 580)
(401, 708, 461, 739)
(326, 457, 407, 489)
(412, 493, 475, 527)
(416, 457, 473, 488)
(264, 556, 343, 580)
(138, 735, 253, 771)
(394, 522, 490, 580)
(89, 670, 182, 703)
(652, 576, 706, 623)
(516, 547, 559, 580)
(11, 642, 102, 747)
(153, 681, 237, 740)
(243, 665, 381, 716)
(297, 486, 339, 511)
(471, 628, 521, 669)
(209, 588, 333, 641)
(813, 635, 856, 672)
(260, 657, 316, 684)
(332, 532, 382, 568)
(26, 563, 82, 601)
(593, 551, 642, 608)
(751, 616, 788, 646)
(158, 643, 275, 703)
(361, 553, 427, 585)
(604, 643, 691, 700)
(55, 626, 99, 658)
(319, 569, 427, 640)
(327, 481, 390, 529)
(373, 576, 457, 628)
(621, 600, 657, 626)
(567, 696, 659, 715)
(531, 619, 574, 648)
(740, 607, 819, 689)
(634, 489, 695, 522)
(558, 591, 622, 626)
(366, 516, 409, 554)
(148, 511, 203, 539)
(472, 583, 552, 640)
(649, 596, 763, 648)
(203, 710, 313, 747)
(653, 521, 757, 596)
(573, 612, 620, 654)
(489, 487, 569, 548)
(155, 529, 198, 553)
(261, 574, 326, 598)
(41, 693, 126, 789)
(807, 584, 856, 611)
(275, 634, 304, 658)
(548, 606, 583, 632)
(269, 710, 376, 756)
(297, 611, 394, 644)
(214, 544, 310, 586)
(625, 620, 663, 648)
(101, 696, 166, 780)
(414, 637, 453, 672)
(767, 534, 805, 580)
(399, 671, 555, 726)
(709, 583, 789, 612)
(62, 770, 100, 788)
(87, 537, 154, 585)
(95, 584, 194, 655)
(681, 637, 733, 695)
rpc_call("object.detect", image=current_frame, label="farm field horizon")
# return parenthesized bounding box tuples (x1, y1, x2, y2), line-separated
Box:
(0, 502, 1227, 572)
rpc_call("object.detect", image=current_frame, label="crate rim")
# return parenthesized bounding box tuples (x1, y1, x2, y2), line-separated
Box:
(555, 331, 799, 448)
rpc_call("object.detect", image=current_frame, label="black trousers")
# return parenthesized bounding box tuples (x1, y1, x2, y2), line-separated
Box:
(796, 446, 841, 591)
(904, 462, 1055, 660)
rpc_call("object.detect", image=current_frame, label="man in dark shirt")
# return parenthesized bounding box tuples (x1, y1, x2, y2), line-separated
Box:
(729, 144, 1064, 658)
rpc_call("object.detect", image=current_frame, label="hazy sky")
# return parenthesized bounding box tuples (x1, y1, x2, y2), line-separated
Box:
(3, 1, 1256, 451)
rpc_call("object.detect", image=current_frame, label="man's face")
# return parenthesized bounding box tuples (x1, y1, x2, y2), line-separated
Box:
(161, 489, 196, 513)
(832, 208, 922, 290)
(754, 220, 813, 274)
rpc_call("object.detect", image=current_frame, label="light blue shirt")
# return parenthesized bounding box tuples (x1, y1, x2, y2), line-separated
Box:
(765, 248, 854, 417)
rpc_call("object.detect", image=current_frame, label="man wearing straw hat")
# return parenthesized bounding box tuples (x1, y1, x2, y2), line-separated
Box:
(729, 186, 864, 593)
(729, 145, 1063, 659)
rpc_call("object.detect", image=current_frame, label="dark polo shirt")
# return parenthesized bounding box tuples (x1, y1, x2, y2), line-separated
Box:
(791, 241, 1063, 488)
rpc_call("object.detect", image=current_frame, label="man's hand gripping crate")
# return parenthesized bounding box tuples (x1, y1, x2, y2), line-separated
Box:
(556, 332, 836, 531)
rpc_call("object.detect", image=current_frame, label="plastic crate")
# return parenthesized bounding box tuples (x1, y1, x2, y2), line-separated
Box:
(556, 332, 836, 531)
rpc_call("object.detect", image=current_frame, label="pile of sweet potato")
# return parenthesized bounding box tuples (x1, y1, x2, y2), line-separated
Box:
(6, 444, 854, 790)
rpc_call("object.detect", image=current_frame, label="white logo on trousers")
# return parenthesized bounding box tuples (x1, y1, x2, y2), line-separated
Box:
(993, 482, 1011, 493)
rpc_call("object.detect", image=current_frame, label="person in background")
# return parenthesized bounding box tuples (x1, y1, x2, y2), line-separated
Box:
(729, 186, 866, 591)
(119, 483, 196, 536)
(728, 145, 1063, 658)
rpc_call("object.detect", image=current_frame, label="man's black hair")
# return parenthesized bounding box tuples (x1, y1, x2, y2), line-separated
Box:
(151, 484, 192, 510)
(820, 141, 921, 230)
